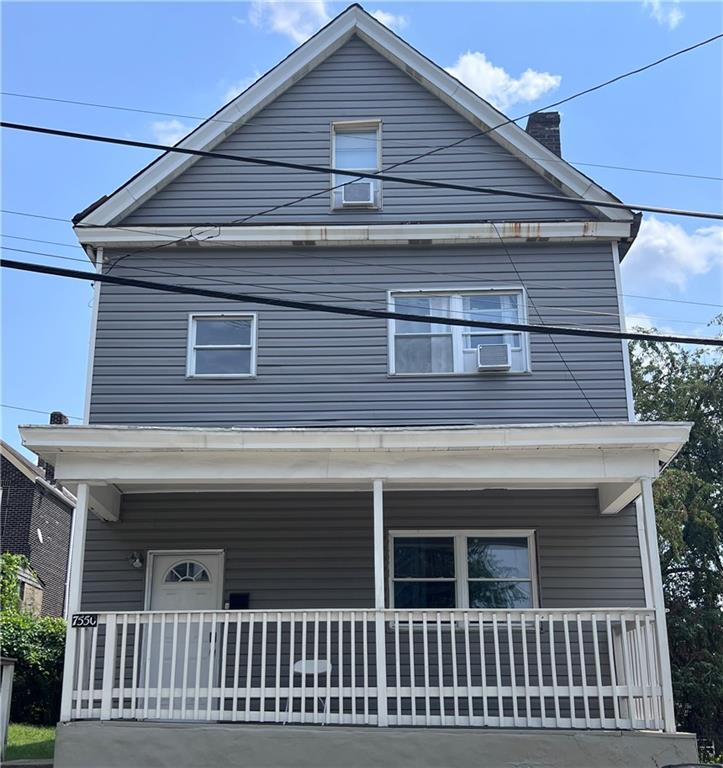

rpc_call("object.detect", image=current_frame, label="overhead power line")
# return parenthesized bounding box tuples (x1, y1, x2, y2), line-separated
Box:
(3, 121, 722, 221)
(1, 403, 83, 420)
(5, 244, 713, 330)
(4, 92, 720, 182)
(3, 208, 722, 312)
(399, 31, 723, 171)
(3, 257, 721, 347)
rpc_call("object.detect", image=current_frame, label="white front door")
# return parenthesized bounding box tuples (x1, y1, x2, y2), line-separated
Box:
(148, 552, 224, 611)
(142, 550, 224, 719)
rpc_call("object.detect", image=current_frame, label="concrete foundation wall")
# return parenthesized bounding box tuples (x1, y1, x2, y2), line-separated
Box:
(55, 721, 698, 768)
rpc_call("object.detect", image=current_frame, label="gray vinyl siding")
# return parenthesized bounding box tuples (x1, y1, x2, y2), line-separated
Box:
(80, 489, 644, 611)
(89, 242, 629, 426)
(121, 36, 591, 226)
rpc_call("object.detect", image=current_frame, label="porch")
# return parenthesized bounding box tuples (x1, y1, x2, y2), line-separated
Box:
(20, 421, 690, 736)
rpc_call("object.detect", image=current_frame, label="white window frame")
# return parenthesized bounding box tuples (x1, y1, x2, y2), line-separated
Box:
(388, 529, 539, 610)
(186, 312, 257, 379)
(387, 286, 531, 376)
(330, 119, 382, 210)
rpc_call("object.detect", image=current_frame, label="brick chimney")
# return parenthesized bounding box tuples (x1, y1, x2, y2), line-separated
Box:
(525, 112, 561, 157)
(38, 411, 69, 483)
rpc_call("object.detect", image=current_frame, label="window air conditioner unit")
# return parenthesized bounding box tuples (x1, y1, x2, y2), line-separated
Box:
(342, 179, 374, 205)
(477, 343, 512, 371)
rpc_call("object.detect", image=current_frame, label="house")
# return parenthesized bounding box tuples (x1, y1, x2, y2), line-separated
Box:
(20, 5, 699, 766)
(1, 414, 75, 618)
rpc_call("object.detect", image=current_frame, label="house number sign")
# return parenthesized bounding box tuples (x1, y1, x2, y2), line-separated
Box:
(71, 614, 98, 628)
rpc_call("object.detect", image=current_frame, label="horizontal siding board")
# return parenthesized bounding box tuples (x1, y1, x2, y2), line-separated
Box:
(121, 37, 591, 226)
(89, 241, 628, 426)
(80, 490, 644, 612)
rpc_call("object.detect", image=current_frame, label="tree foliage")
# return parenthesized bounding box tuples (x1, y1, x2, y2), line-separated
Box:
(630, 335, 722, 749)
(1, 553, 29, 613)
(0, 552, 66, 724)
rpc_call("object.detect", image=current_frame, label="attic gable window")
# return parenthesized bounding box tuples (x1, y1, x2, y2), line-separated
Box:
(331, 121, 381, 209)
(187, 313, 257, 378)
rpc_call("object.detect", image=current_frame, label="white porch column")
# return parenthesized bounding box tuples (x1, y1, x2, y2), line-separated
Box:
(373, 479, 386, 609)
(59, 482, 90, 722)
(372, 479, 388, 726)
(640, 476, 676, 732)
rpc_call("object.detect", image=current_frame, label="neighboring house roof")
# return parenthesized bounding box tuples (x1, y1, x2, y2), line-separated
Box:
(73, 4, 633, 229)
(0, 439, 76, 507)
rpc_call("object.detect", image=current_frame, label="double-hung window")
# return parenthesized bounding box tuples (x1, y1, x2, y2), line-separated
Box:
(389, 288, 529, 374)
(331, 121, 381, 209)
(390, 531, 537, 609)
(187, 313, 256, 377)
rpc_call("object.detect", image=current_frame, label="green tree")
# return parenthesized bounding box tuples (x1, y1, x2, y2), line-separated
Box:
(630, 335, 722, 750)
(0, 553, 66, 724)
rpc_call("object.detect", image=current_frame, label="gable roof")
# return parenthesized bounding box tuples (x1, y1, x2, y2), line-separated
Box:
(74, 4, 633, 228)
(1, 439, 76, 507)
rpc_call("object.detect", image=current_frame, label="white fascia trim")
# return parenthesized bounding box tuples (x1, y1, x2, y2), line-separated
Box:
(19, 421, 691, 462)
(74, 7, 632, 229)
(352, 20, 631, 223)
(74, 221, 632, 249)
(76, 13, 358, 227)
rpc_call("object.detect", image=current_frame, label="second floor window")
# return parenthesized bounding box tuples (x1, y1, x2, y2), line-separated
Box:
(331, 121, 381, 209)
(187, 314, 256, 378)
(389, 288, 529, 375)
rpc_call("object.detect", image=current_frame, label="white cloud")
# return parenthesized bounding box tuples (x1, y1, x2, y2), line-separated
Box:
(370, 9, 409, 31)
(247, 0, 330, 44)
(622, 217, 723, 293)
(644, 0, 684, 29)
(150, 119, 190, 146)
(222, 73, 262, 103)
(246, 2, 410, 43)
(445, 52, 561, 112)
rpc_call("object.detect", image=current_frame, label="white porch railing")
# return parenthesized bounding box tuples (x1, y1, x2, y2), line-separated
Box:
(66, 608, 664, 730)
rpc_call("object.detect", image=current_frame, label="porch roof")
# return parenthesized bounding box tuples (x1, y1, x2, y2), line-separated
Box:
(20, 421, 690, 520)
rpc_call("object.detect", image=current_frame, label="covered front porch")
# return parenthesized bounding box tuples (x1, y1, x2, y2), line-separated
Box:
(21, 421, 690, 734)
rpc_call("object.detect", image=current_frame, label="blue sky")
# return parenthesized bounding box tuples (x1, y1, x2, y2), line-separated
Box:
(2, 0, 722, 455)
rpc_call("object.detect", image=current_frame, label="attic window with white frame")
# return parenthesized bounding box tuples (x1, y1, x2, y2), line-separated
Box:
(389, 288, 529, 375)
(390, 531, 537, 610)
(331, 121, 381, 209)
(187, 314, 256, 377)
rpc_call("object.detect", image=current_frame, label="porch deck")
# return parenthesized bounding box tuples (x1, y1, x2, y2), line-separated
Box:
(69, 607, 663, 730)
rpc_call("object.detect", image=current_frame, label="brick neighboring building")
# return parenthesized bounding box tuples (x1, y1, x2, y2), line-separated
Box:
(1, 413, 75, 617)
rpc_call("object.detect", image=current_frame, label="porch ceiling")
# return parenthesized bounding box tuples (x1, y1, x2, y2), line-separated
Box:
(20, 422, 690, 519)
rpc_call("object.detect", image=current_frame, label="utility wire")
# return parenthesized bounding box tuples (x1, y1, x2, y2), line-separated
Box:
(3, 208, 721, 311)
(2, 233, 85, 249)
(1, 403, 83, 420)
(2, 244, 714, 330)
(3, 122, 721, 221)
(489, 220, 602, 420)
(5, 90, 719, 181)
(3, 257, 722, 347)
(388, 31, 723, 172)
(228, 31, 723, 224)
(4, 30, 720, 275)
(3, 30, 720, 169)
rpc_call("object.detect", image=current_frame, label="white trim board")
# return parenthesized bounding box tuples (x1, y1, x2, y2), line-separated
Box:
(19, 421, 692, 460)
(20, 422, 690, 518)
(73, 221, 633, 249)
(73, 6, 632, 229)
